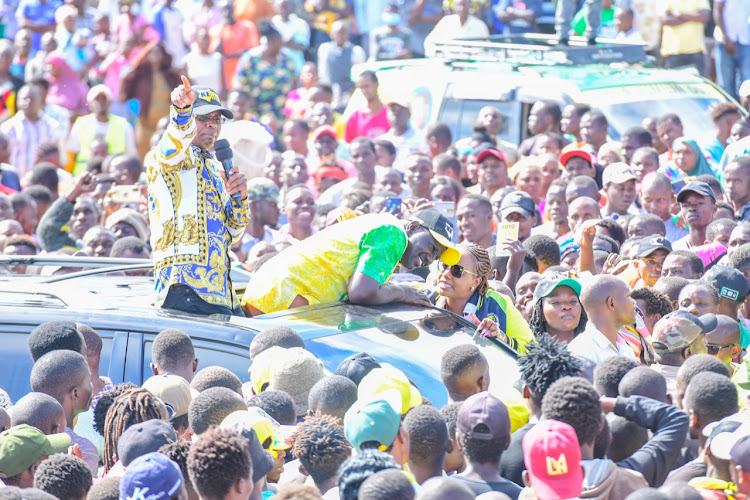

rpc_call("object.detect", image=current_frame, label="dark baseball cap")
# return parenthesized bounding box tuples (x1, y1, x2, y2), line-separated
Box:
(117, 419, 177, 467)
(192, 86, 233, 119)
(120, 452, 184, 500)
(702, 265, 750, 303)
(533, 274, 582, 302)
(335, 352, 381, 386)
(731, 433, 750, 470)
(677, 181, 716, 203)
(637, 236, 672, 258)
(220, 416, 275, 483)
(407, 209, 460, 265)
(457, 391, 510, 441)
(501, 191, 536, 220)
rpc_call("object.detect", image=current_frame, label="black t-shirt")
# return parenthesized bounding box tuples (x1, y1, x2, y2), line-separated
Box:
(452, 475, 522, 499)
(500, 422, 535, 487)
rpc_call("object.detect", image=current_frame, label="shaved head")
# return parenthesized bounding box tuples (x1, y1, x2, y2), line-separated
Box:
(580, 274, 628, 310)
(11, 392, 67, 435)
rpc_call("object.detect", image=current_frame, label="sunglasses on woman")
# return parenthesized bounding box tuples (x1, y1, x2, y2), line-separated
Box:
(439, 261, 479, 279)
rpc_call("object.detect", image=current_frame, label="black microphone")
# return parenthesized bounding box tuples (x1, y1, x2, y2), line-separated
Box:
(213, 139, 242, 208)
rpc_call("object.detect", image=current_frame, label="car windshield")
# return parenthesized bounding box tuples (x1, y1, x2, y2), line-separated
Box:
(439, 98, 522, 150)
(260, 304, 520, 408)
(582, 83, 727, 140)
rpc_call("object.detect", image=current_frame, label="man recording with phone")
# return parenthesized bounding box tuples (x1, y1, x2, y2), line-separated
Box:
(145, 76, 249, 316)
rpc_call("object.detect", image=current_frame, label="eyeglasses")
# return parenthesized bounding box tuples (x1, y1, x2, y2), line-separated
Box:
(196, 114, 226, 125)
(439, 261, 479, 279)
(706, 343, 736, 355)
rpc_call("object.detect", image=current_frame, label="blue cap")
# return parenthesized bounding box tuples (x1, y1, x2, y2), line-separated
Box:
(119, 452, 184, 500)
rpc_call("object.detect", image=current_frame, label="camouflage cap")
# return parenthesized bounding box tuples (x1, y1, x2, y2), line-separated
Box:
(246, 178, 280, 203)
(651, 310, 717, 354)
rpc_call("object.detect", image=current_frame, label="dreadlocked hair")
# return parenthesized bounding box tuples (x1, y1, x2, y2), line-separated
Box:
(517, 333, 582, 406)
(460, 243, 491, 296)
(93, 382, 137, 436)
(103, 388, 168, 472)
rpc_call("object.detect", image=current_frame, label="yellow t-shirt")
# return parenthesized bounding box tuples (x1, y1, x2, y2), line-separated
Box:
(241, 213, 407, 314)
(660, 0, 710, 56)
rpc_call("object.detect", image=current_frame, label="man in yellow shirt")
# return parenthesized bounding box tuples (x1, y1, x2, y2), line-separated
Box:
(661, 0, 711, 75)
(242, 209, 460, 315)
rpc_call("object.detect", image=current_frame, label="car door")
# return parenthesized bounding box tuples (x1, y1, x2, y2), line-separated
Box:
(0, 322, 125, 403)
(127, 330, 254, 387)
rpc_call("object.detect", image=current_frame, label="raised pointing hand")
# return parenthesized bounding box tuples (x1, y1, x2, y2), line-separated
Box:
(171, 75, 196, 109)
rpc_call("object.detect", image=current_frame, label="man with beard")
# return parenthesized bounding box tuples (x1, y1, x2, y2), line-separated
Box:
(242, 209, 459, 315)
(146, 77, 249, 316)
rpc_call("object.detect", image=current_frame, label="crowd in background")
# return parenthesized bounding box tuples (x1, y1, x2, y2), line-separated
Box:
(1, 0, 750, 499)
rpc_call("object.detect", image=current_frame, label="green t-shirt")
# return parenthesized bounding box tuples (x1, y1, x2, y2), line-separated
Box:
(572, 7, 616, 37)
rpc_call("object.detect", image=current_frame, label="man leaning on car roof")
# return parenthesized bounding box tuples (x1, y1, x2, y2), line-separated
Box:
(242, 209, 459, 316)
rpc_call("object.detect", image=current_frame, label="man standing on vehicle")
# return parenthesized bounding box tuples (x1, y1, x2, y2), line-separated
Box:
(241, 209, 459, 315)
(146, 76, 249, 316)
(556, 0, 602, 45)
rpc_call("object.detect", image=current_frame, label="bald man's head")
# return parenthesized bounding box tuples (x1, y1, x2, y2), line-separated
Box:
(641, 172, 674, 221)
(11, 392, 67, 435)
(566, 176, 601, 203)
(568, 196, 601, 233)
(706, 314, 741, 368)
(580, 274, 636, 328)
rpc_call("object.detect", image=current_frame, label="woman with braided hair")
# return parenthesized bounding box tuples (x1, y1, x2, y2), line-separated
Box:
(102, 387, 170, 473)
(427, 243, 534, 354)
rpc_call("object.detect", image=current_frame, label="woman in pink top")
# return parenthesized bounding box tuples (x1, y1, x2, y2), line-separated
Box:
(44, 53, 89, 117)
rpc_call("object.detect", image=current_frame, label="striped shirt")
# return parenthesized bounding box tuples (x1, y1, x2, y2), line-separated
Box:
(0, 111, 60, 177)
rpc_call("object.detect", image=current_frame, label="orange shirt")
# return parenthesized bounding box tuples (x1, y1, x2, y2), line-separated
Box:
(234, 0, 274, 24)
(210, 21, 259, 89)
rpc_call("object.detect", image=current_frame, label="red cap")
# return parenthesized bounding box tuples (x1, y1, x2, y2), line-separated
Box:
(559, 149, 594, 168)
(476, 148, 506, 165)
(522, 419, 583, 500)
(312, 164, 348, 183)
(312, 124, 338, 142)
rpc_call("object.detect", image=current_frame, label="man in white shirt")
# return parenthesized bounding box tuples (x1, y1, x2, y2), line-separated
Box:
(0, 84, 60, 178)
(272, 0, 310, 74)
(569, 274, 637, 364)
(424, 0, 489, 56)
(713, 0, 750, 101)
(377, 95, 428, 173)
(317, 21, 366, 110)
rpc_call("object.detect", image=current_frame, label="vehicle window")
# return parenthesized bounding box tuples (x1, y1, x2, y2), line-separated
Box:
(285, 306, 520, 409)
(0, 331, 113, 403)
(583, 83, 727, 140)
(141, 337, 251, 386)
(439, 96, 522, 147)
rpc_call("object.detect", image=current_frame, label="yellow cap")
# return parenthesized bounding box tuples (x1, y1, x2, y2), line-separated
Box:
(248, 346, 285, 395)
(358, 364, 422, 415)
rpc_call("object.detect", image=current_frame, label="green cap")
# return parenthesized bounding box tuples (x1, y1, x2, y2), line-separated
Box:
(344, 393, 402, 452)
(532, 274, 582, 302)
(0, 424, 71, 478)
(246, 177, 280, 203)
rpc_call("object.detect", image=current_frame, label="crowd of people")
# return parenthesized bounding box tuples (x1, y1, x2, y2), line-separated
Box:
(3, 0, 750, 499)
